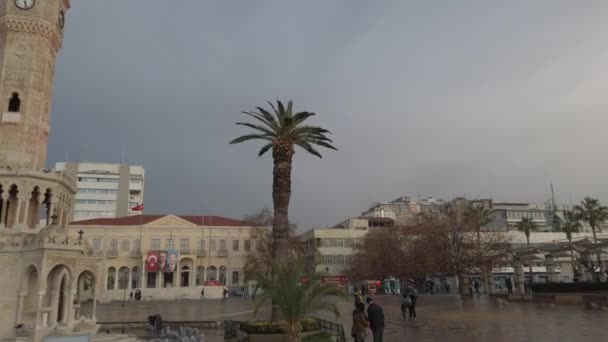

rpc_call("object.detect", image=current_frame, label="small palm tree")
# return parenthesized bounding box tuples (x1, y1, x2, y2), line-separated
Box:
(558, 209, 582, 278)
(517, 217, 537, 248)
(517, 217, 537, 282)
(559, 210, 582, 244)
(574, 197, 608, 281)
(253, 258, 344, 342)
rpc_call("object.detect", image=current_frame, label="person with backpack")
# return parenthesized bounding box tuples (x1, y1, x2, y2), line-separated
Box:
(404, 281, 418, 320)
(400, 292, 411, 320)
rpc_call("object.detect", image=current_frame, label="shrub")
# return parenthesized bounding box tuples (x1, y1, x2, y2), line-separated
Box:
(530, 282, 608, 293)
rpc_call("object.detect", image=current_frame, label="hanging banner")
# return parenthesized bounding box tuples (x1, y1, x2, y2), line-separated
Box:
(158, 251, 168, 271)
(146, 251, 159, 272)
(165, 249, 178, 272)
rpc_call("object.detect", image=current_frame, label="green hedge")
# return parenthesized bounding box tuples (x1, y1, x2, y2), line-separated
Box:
(244, 318, 320, 335)
(530, 282, 608, 293)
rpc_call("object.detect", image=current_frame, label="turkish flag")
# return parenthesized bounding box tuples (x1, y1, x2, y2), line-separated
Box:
(131, 203, 144, 211)
(146, 251, 159, 272)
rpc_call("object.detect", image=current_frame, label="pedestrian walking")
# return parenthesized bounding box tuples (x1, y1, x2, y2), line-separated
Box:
(200, 288, 205, 299)
(404, 282, 418, 320)
(351, 302, 369, 342)
(129, 291, 134, 302)
(474, 281, 480, 295)
(399, 293, 411, 320)
(506, 278, 513, 294)
(366, 298, 384, 342)
(222, 286, 228, 302)
(468, 284, 473, 297)
(135, 289, 141, 301)
(361, 284, 367, 297)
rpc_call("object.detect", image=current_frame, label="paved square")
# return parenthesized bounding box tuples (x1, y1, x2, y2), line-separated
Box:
(96, 294, 608, 341)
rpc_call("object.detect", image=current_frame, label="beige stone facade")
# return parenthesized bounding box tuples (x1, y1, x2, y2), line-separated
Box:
(69, 215, 259, 302)
(0, 1, 106, 341)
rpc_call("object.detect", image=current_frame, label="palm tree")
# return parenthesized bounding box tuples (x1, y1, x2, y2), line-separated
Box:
(517, 217, 537, 282)
(253, 258, 344, 342)
(464, 203, 492, 293)
(230, 101, 336, 257)
(574, 197, 608, 281)
(230, 100, 336, 317)
(557, 209, 582, 279)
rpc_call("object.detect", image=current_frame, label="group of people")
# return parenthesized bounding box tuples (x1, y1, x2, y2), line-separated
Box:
(351, 281, 419, 342)
(128, 289, 142, 301)
(352, 293, 384, 342)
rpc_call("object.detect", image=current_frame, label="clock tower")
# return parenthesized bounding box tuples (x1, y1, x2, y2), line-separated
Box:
(0, 0, 69, 168)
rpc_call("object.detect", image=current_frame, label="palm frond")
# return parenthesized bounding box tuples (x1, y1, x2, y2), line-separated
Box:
(258, 143, 273, 156)
(242, 111, 278, 131)
(236, 122, 276, 136)
(229, 134, 273, 144)
(295, 141, 322, 158)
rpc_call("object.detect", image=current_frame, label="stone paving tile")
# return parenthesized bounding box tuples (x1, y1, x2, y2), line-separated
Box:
(96, 294, 608, 342)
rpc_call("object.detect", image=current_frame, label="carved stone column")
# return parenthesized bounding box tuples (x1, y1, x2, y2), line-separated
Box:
(35, 292, 45, 328)
(14, 196, 24, 228)
(15, 291, 26, 326)
(21, 196, 31, 229)
(0, 197, 6, 228)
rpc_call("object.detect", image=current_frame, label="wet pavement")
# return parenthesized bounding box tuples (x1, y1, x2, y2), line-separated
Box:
(96, 294, 608, 341)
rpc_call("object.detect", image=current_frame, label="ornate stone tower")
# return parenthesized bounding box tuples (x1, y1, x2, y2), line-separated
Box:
(0, 0, 68, 168)
(0, 0, 75, 231)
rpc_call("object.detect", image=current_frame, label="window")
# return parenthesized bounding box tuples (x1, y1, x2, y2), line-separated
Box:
(209, 240, 216, 251)
(180, 238, 189, 252)
(151, 238, 160, 250)
(121, 239, 129, 251)
(8, 92, 20, 112)
(220, 239, 227, 251)
(147, 272, 156, 288)
(166, 238, 175, 250)
(244, 240, 251, 252)
(232, 271, 239, 285)
(232, 240, 239, 251)
(109, 240, 118, 251)
(134, 239, 141, 251)
(107, 267, 116, 290)
(198, 239, 205, 250)
(93, 239, 101, 251)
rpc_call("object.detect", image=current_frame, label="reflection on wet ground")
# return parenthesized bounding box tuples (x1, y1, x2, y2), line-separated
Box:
(96, 294, 608, 342)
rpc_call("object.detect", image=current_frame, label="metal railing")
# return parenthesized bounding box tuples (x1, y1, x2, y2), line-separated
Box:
(106, 250, 118, 257)
(196, 249, 207, 257)
(217, 249, 229, 257)
(131, 250, 142, 257)
(180, 249, 192, 255)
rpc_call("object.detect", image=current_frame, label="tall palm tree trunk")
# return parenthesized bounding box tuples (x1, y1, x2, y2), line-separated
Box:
(271, 146, 293, 320)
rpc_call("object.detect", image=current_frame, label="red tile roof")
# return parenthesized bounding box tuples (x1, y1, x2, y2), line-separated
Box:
(71, 215, 244, 227)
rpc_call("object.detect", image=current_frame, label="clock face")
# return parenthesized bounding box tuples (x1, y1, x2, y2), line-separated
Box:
(15, 0, 35, 10)
(58, 11, 65, 28)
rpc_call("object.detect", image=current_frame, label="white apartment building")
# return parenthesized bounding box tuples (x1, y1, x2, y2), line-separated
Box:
(55, 162, 145, 222)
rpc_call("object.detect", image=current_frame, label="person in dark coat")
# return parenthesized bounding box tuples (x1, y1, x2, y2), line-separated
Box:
(505, 278, 513, 294)
(351, 302, 369, 342)
(366, 297, 384, 342)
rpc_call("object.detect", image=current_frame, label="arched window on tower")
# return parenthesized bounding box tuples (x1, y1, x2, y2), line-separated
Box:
(8, 93, 21, 112)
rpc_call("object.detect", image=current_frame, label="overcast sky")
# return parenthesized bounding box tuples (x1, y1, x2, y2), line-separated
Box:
(48, 0, 608, 229)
